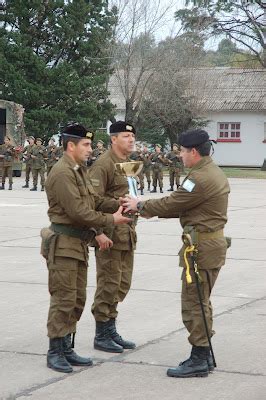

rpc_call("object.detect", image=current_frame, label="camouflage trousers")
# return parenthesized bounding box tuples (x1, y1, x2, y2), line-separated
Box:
(169, 167, 180, 188)
(25, 163, 32, 183)
(92, 248, 134, 322)
(138, 168, 151, 190)
(152, 168, 163, 189)
(181, 267, 220, 347)
(32, 167, 45, 187)
(47, 256, 88, 338)
(1, 165, 13, 185)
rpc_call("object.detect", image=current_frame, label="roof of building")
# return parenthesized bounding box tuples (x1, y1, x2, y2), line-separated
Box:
(108, 68, 266, 112)
(188, 68, 265, 112)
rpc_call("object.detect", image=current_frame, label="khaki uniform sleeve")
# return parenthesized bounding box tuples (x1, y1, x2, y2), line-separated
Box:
(141, 181, 206, 218)
(52, 171, 114, 228)
(89, 164, 109, 197)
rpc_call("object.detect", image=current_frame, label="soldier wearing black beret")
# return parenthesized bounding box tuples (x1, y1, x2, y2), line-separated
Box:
(42, 123, 130, 373)
(88, 120, 137, 353)
(123, 128, 230, 378)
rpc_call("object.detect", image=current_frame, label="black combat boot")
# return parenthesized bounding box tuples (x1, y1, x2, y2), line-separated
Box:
(147, 183, 150, 191)
(140, 189, 144, 195)
(47, 338, 73, 373)
(0, 183, 4, 190)
(167, 186, 174, 191)
(41, 186, 45, 191)
(63, 333, 93, 366)
(94, 321, 124, 353)
(150, 187, 157, 193)
(207, 350, 215, 372)
(22, 183, 29, 188)
(167, 346, 209, 378)
(160, 188, 163, 193)
(108, 319, 136, 350)
(8, 184, 12, 190)
(30, 186, 37, 191)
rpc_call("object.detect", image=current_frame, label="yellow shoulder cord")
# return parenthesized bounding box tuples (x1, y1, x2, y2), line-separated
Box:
(183, 245, 202, 284)
(184, 245, 194, 284)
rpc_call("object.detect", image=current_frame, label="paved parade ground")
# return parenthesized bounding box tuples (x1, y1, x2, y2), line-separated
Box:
(0, 175, 266, 400)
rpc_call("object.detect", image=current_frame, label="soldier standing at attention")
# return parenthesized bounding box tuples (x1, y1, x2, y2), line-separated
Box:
(91, 140, 106, 162)
(46, 138, 60, 176)
(0, 136, 15, 190)
(30, 138, 46, 191)
(88, 121, 137, 353)
(166, 143, 182, 191)
(123, 129, 230, 378)
(43, 123, 130, 373)
(150, 143, 167, 193)
(142, 143, 152, 192)
(130, 144, 144, 195)
(22, 136, 35, 188)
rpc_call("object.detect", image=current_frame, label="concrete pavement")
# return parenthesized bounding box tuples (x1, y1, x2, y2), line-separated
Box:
(0, 175, 266, 400)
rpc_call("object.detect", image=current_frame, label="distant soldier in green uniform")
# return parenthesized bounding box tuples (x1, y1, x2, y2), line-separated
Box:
(123, 129, 230, 378)
(31, 138, 46, 191)
(0, 136, 15, 190)
(22, 136, 35, 188)
(150, 144, 167, 193)
(88, 121, 137, 353)
(45, 138, 60, 176)
(92, 140, 106, 161)
(130, 144, 145, 195)
(142, 143, 152, 192)
(42, 123, 130, 373)
(166, 143, 182, 191)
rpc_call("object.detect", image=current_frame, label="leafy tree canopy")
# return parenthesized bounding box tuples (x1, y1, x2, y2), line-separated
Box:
(175, 0, 265, 67)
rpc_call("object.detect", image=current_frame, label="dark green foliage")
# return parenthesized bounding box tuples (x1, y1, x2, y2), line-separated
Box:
(0, 0, 117, 137)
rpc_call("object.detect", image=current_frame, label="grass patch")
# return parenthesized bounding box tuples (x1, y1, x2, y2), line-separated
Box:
(220, 168, 266, 179)
(163, 167, 266, 179)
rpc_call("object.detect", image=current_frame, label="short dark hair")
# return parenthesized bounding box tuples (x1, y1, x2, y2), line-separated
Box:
(62, 136, 82, 151)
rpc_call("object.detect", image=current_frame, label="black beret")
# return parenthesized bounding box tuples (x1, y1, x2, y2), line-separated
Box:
(62, 123, 94, 141)
(109, 121, 136, 136)
(178, 129, 209, 148)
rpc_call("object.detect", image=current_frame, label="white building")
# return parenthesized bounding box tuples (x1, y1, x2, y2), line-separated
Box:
(108, 68, 266, 167)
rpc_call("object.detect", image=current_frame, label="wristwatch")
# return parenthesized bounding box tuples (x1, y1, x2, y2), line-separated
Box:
(136, 201, 144, 212)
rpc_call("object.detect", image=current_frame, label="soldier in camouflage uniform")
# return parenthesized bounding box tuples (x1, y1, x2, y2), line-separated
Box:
(45, 138, 60, 176)
(150, 144, 167, 193)
(130, 144, 145, 195)
(30, 138, 46, 191)
(166, 143, 183, 191)
(22, 136, 35, 188)
(142, 143, 152, 192)
(91, 140, 106, 162)
(0, 136, 15, 190)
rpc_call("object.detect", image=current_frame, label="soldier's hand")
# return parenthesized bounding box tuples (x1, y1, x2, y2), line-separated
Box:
(113, 206, 132, 224)
(95, 233, 113, 250)
(121, 196, 139, 214)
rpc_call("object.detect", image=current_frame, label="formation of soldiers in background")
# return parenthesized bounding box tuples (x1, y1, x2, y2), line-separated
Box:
(0, 135, 183, 192)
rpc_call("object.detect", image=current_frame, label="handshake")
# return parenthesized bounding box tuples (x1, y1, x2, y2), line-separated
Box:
(119, 195, 140, 214)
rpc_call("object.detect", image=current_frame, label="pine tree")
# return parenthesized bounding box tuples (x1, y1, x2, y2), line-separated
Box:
(0, 0, 117, 137)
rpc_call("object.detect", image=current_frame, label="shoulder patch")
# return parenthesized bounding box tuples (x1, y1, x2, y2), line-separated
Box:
(182, 179, 195, 192)
(90, 178, 100, 187)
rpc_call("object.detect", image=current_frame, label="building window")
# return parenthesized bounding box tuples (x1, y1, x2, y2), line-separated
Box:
(217, 122, 241, 142)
